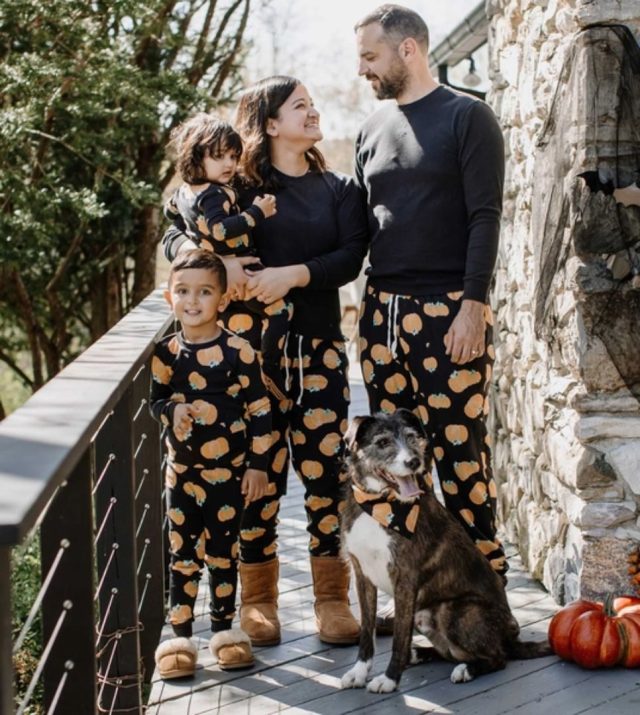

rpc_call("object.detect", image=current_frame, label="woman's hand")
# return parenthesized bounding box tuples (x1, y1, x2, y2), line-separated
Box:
(245, 265, 310, 304)
(220, 256, 256, 302)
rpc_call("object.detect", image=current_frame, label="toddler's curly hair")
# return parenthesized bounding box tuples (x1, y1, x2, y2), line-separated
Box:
(170, 113, 242, 184)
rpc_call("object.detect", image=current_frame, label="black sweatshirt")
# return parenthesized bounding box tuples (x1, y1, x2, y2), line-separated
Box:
(355, 85, 505, 303)
(163, 169, 368, 340)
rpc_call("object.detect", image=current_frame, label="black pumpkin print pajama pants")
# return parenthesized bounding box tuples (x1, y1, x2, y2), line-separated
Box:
(166, 455, 245, 635)
(222, 308, 349, 563)
(358, 284, 507, 574)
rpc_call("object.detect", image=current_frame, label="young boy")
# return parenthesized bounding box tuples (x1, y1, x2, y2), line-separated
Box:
(164, 112, 292, 403)
(151, 249, 272, 677)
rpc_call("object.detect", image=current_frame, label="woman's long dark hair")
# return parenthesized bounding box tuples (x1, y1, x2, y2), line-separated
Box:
(235, 76, 326, 190)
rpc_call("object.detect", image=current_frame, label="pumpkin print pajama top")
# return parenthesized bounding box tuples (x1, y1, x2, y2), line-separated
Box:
(165, 182, 293, 396)
(355, 86, 508, 575)
(150, 329, 272, 634)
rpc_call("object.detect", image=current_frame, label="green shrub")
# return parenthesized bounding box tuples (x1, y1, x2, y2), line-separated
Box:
(11, 535, 44, 715)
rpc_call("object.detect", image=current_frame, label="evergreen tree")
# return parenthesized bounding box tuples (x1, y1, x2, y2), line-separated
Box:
(0, 0, 253, 394)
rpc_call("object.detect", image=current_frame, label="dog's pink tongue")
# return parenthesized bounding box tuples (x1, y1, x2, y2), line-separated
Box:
(397, 477, 422, 500)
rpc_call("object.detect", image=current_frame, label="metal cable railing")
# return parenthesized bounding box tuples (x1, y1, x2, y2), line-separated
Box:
(0, 290, 172, 714)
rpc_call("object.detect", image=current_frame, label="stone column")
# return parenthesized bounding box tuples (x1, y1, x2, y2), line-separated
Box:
(487, 0, 640, 603)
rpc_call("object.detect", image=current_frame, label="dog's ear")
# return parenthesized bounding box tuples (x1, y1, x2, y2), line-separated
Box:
(395, 408, 427, 437)
(344, 415, 376, 451)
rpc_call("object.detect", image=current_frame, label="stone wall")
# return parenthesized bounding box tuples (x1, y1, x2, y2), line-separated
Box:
(487, 0, 640, 603)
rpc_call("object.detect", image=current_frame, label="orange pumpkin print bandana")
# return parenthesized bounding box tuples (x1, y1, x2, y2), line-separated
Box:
(352, 484, 420, 539)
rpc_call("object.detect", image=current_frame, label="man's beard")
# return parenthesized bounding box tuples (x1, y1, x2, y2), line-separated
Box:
(369, 59, 409, 100)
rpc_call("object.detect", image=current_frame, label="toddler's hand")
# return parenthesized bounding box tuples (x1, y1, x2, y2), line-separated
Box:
(241, 469, 268, 503)
(253, 194, 277, 218)
(173, 403, 195, 440)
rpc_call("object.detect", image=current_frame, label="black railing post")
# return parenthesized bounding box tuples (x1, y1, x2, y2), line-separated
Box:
(94, 388, 143, 713)
(0, 546, 13, 714)
(131, 363, 165, 684)
(40, 449, 97, 714)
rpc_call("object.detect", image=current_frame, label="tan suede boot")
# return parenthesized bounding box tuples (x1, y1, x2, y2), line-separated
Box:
(239, 559, 281, 646)
(310, 555, 360, 645)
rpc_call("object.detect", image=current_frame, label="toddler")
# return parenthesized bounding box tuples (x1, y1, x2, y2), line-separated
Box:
(165, 113, 292, 402)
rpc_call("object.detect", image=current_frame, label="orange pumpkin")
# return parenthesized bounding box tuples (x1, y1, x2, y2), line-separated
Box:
(548, 595, 640, 668)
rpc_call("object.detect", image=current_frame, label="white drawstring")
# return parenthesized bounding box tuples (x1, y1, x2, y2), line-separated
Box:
(283, 331, 291, 392)
(296, 335, 305, 405)
(386, 294, 400, 359)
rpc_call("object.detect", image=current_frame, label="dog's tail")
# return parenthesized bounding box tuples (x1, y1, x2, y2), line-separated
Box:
(507, 638, 553, 660)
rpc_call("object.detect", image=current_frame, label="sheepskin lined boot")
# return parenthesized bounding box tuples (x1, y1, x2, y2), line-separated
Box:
(154, 637, 197, 679)
(310, 556, 360, 645)
(209, 628, 254, 670)
(239, 559, 281, 646)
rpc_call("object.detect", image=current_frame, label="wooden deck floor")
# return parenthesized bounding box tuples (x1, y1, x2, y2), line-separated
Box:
(147, 372, 640, 714)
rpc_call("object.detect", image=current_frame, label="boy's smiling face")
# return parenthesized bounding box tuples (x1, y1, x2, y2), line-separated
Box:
(164, 267, 228, 342)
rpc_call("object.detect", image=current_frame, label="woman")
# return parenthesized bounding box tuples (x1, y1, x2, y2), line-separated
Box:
(163, 76, 368, 646)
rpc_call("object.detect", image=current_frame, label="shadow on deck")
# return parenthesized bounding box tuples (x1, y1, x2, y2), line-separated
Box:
(147, 375, 640, 715)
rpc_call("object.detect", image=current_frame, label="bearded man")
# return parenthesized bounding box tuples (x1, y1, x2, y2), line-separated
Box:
(353, 4, 507, 632)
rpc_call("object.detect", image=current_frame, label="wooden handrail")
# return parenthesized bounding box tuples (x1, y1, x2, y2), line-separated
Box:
(1, 288, 173, 714)
(0, 290, 172, 546)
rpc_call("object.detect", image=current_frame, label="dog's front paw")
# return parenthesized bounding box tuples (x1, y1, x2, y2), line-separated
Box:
(367, 674, 398, 693)
(341, 660, 371, 689)
(450, 663, 474, 683)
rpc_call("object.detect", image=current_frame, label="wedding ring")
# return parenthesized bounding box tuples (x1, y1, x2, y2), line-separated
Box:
(471, 349, 478, 355)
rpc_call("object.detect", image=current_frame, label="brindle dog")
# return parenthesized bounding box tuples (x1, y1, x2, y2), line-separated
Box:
(340, 409, 551, 694)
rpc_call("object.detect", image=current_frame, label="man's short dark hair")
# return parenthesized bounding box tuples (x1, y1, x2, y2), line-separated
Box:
(355, 4, 429, 52)
(168, 249, 227, 293)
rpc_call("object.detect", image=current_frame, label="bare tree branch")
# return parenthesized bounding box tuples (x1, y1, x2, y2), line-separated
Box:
(0, 347, 34, 390)
(45, 227, 85, 355)
(188, 0, 247, 87)
(210, 0, 250, 96)
(191, 1, 218, 72)
(163, 2, 203, 72)
(10, 270, 43, 388)
(134, 0, 179, 68)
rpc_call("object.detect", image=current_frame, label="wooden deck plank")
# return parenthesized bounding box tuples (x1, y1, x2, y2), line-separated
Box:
(288, 658, 558, 715)
(580, 684, 640, 714)
(435, 664, 637, 715)
(147, 374, 640, 714)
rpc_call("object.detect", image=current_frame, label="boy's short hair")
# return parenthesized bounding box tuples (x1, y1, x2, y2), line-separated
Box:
(170, 113, 243, 184)
(168, 249, 227, 293)
(355, 4, 429, 52)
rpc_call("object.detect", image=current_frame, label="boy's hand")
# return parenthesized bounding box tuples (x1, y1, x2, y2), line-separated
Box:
(253, 194, 277, 218)
(173, 403, 195, 440)
(241, 469, 268, 503)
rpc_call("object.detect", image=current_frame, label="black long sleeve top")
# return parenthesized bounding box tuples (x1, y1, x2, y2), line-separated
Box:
(164, 183, 264, 257)
(355, 85, 505, 303)
(163, 169, 368, 340)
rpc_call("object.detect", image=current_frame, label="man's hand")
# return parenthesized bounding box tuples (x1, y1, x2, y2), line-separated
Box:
(241, 468, 268, 503)
(444, 299, 486, 365)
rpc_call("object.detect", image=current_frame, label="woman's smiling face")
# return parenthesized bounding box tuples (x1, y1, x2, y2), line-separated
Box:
(267, 83, 322, 147)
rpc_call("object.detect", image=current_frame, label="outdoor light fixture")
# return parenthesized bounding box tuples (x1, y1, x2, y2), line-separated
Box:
(463, 56, 482, 88)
